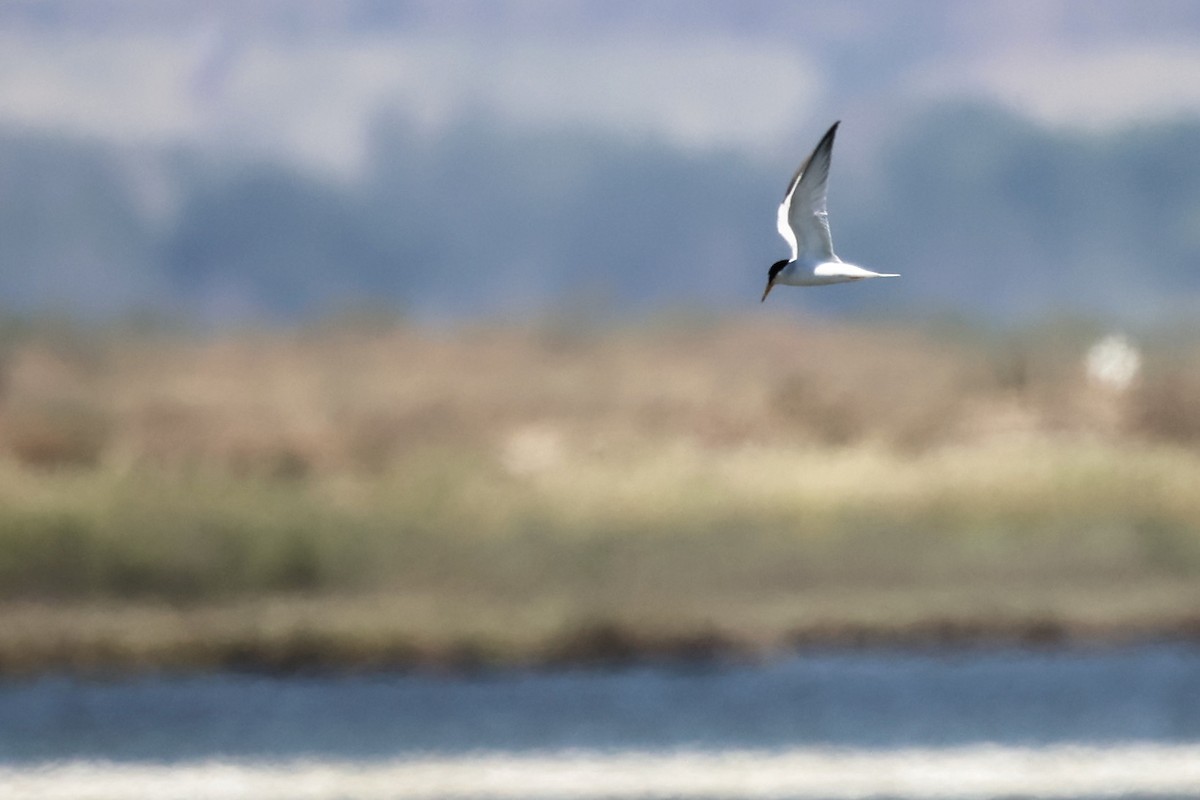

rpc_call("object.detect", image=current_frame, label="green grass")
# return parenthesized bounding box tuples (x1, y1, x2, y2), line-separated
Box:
(5, 441, 1200, 599)
(1, 439, 1199, 673)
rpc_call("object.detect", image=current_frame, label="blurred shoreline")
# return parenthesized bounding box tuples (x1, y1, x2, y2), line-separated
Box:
(0, 317, 1198, 676)
(4, 597, 1200, 678)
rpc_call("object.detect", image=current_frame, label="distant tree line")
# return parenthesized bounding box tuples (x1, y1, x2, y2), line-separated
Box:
(0, 102, 1196, 324)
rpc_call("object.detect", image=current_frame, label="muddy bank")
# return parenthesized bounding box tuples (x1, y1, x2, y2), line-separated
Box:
(3, 613, 1199, 678)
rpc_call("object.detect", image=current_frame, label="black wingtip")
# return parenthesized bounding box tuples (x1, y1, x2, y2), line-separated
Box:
(811, 121, 839, 155)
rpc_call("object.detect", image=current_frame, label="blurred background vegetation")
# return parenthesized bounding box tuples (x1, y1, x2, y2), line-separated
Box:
(1, 0, 1199, 672)
(1, 318, 1199, 673)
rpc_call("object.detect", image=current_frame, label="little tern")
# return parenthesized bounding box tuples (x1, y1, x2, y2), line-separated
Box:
(762, 121, 898, 302)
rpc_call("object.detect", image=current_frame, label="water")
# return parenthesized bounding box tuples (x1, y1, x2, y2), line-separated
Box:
(2, 644, 1199, 798)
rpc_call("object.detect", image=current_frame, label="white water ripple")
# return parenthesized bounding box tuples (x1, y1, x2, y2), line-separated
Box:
(4, 744, 1200, 799)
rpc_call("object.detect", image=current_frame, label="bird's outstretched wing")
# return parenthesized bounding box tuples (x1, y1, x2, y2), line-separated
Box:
(776, 121, 839, 263)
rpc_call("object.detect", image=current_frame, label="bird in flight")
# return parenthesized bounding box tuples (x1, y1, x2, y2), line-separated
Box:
(762, 121, 898, 302)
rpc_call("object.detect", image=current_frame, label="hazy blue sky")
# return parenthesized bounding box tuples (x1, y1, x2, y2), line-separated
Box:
(2, 1, 1199, 324)
(4, 1, 1200, 173)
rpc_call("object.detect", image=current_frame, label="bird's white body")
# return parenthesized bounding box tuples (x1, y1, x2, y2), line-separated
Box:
(762, 121, 898, 301)
(773, 257, 890, 287)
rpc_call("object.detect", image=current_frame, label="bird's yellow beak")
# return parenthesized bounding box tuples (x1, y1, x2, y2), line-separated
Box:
(760, 279, 775, 302)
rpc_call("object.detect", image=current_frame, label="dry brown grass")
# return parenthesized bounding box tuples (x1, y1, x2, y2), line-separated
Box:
(0, 317, 1076, 473)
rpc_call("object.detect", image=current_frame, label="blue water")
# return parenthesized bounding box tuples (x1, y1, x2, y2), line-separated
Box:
(1, 644, 1199, 763)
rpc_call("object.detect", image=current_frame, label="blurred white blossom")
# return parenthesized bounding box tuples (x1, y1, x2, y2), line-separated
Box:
(1086, 333, 1141, 392)
(499, 424, 565, 477)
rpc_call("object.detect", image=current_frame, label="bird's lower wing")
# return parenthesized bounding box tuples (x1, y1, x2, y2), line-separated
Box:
(776, 199, 799, 262)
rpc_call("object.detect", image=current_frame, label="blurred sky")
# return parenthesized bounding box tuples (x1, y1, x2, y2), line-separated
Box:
(5, 0, 1200, 173)
(2, 0, 1200, 324)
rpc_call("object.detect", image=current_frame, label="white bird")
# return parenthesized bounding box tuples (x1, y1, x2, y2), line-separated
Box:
(762, 121, 898, 302)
